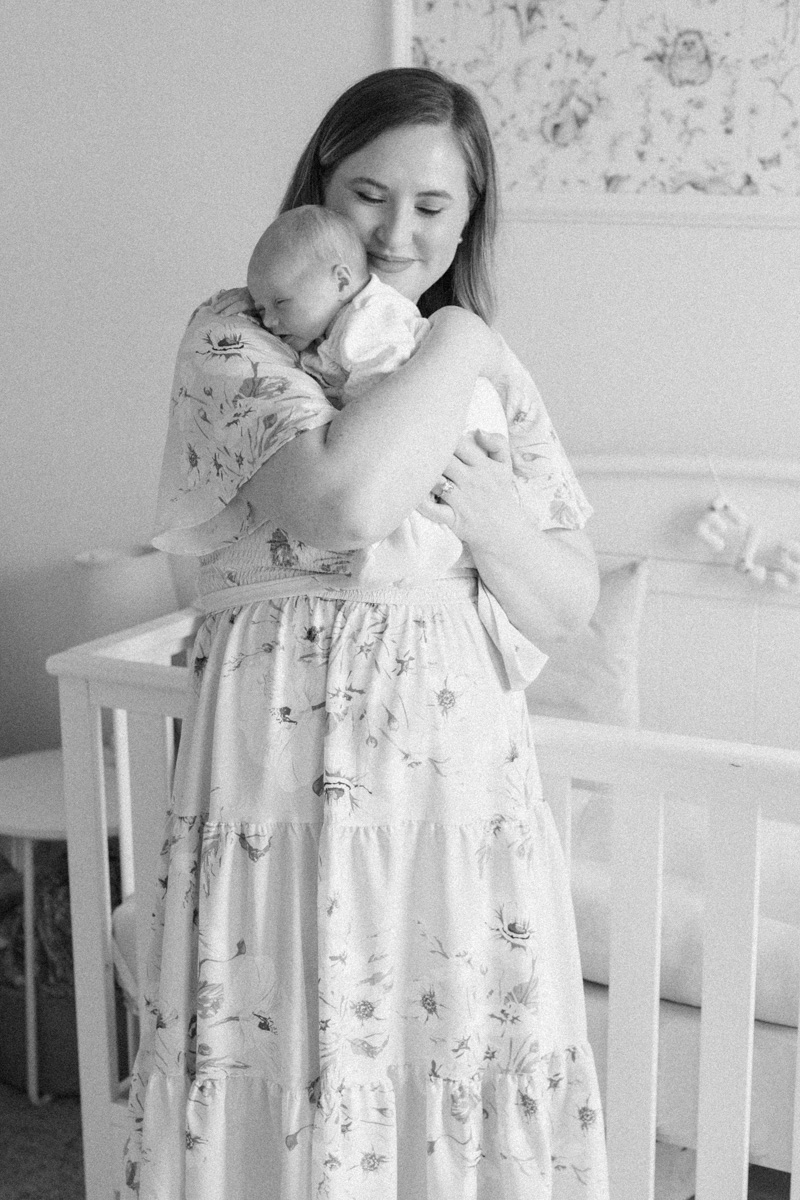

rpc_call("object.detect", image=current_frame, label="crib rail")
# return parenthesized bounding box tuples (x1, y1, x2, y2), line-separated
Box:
(46, 612, 800, 1200)
(534, 716, 800, 1200)
(46, 610, 200, 1200)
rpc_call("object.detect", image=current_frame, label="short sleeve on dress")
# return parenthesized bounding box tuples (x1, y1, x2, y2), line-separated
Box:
(152, 295, 338, 555)
(498, 340, 593, 531)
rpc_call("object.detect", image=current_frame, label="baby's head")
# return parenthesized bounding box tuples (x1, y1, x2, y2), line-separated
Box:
(247, 206, 369, 350)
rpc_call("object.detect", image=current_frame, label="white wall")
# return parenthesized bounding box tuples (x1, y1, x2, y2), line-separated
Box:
(3, 2, 799, 755)
(495, 217, 800, 461)
(1, 0, 387, 755)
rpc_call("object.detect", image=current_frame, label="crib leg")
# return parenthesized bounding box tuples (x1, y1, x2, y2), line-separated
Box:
(58, 675, 120, 1200)
(21, 836, 47, 1106)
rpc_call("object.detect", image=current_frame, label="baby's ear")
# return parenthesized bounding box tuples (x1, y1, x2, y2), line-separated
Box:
(334, 263, 353, 294)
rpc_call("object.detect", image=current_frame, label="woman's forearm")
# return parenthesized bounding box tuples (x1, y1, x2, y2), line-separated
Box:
(327, 309, 502, 540)
(467, 509, 600, 650)
(241, 309, 499, 548)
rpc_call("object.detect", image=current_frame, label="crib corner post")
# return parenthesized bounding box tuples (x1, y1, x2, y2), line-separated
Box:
(57, 673, 121, 1200)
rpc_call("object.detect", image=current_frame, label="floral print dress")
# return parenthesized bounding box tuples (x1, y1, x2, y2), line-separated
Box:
(125, 297, 609, 1198)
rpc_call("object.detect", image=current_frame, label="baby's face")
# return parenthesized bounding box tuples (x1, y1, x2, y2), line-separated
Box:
(248, 252, 345, 351)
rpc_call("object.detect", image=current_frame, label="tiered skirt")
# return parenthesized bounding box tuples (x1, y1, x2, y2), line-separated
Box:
(125, 577, 608, 1198)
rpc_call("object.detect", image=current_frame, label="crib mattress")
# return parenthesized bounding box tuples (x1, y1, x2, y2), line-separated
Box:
(572, 858, 800, 1027)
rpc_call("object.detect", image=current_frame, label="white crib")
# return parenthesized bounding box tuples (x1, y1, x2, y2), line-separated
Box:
(46, 457, 800, 1200)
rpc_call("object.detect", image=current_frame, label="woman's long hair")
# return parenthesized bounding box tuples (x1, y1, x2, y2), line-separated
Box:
(279, 68, 498, 323)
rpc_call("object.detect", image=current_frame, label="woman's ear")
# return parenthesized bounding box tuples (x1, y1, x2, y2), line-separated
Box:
(333, 263, 353, 293)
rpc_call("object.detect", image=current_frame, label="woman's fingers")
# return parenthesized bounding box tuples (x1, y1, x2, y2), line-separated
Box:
(474, 429, 511, 461)
(417, 493, 455, 526)
(445, 433, 512, 488)
(451, 432, 486, 463)
(451, 429, 511, 465)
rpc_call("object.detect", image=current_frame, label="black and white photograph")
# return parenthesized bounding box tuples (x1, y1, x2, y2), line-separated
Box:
(2, 2, 800, 1198)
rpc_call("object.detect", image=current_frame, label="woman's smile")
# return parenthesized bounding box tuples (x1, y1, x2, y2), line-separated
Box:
(367, 252, 419, 274)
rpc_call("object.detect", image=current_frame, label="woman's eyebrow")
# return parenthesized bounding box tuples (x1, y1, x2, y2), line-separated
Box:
(350, 175, 453, 201)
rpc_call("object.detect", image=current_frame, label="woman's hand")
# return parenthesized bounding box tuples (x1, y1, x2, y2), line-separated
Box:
(416, 429, 515, 549)
(418, 428, 599, 647)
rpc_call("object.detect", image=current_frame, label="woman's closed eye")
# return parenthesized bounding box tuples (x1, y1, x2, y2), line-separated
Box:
(354, 191, 444, 217)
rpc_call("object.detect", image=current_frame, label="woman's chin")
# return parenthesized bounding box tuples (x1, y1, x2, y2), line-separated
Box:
(369, 262, 423, 303)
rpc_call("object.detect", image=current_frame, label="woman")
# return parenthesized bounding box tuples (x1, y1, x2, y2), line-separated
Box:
(131, 68, 608, 1198)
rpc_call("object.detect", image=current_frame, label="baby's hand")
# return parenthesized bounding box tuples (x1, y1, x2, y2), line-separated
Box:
(206, 288, 256, 318)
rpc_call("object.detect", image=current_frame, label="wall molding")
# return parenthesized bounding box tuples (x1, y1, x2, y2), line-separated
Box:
(573, 456, 800, 484)
(504, 197, 800, 229)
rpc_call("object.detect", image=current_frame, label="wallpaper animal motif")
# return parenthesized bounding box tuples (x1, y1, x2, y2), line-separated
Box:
(412, 0, 800, 200)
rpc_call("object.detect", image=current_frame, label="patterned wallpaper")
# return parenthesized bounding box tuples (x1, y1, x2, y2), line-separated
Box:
(412, 0, 800, 204)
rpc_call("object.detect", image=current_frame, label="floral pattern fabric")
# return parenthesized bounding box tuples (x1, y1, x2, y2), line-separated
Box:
(152, 297, 338, 556)
(126, 294, 608, 1198)
(151, 292, 592, 559)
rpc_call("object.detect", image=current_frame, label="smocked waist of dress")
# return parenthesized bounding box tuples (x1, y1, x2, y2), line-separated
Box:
(197, 568, 480, 614)
(196, 567, 549, 693)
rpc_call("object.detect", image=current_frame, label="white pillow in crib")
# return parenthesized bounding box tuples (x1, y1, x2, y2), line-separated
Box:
(526, 558, 649, 729)
(574, 795, 800, 927)
(572, 858, 800, 1027)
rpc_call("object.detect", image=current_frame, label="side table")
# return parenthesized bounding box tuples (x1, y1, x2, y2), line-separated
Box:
(0, 748, 118, 1105)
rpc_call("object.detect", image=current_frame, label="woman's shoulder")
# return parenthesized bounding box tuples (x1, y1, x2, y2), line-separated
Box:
(493, 337, 593, 528)
(180, 290, 298, 369)
(154, 293, 338, 556)
(493, 336, 548, 423)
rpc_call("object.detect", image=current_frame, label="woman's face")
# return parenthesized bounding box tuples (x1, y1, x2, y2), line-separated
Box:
(323, 123, 472, 304)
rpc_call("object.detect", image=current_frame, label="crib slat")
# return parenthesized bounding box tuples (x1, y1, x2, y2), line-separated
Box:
(605, 786, 664, 1200)
(112, 710, 135, 899)
(126, 711, 175, 1018)
(792, 944, 800, 1200)
(695, 796, 760, 1200)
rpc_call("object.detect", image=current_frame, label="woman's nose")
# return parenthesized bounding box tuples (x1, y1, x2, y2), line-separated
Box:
(374, 203, 414, 251)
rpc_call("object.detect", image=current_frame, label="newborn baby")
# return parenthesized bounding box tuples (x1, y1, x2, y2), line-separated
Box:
(246, 204, 508, 426)
(246, 205, 510, 580)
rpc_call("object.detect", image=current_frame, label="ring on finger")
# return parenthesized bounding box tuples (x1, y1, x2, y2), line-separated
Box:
(439, 478, 455, 496)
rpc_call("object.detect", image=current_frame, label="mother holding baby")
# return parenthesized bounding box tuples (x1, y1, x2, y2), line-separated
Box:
(129, 67, 608, 1198)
